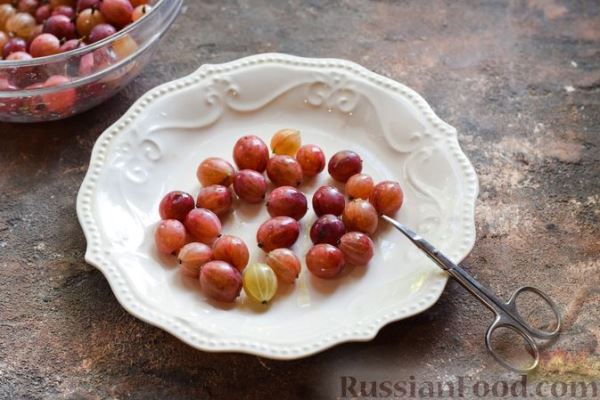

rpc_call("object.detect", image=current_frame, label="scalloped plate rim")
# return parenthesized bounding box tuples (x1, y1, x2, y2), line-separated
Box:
(76, 53, 479, 360)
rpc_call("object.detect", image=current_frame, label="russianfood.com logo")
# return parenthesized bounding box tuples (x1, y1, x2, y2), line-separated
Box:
(339, 375, 599, 398)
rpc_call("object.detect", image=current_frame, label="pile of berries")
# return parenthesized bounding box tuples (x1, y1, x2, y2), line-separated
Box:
(0, 0, 150, 61)
(155, 129, 404, 305)
(0, 0, 150, 116)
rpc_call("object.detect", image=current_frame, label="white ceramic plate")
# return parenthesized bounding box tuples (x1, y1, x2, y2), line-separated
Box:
(77, 53, 478, 359)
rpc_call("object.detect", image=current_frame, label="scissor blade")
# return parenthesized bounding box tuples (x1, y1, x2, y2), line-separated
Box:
(381, 215, 455, 271)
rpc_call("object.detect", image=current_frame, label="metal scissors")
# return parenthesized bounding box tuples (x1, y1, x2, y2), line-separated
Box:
(382, 215, 561, 372)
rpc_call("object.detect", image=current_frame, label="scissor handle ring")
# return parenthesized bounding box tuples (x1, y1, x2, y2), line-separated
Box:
(506, 286, 561, 339)
(485, 318, 540, 373)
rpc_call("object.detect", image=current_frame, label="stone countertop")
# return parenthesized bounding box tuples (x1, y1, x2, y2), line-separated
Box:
(1, 1, 598, 398)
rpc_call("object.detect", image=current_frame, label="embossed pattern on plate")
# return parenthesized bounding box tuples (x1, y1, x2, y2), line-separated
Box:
(76, 54, 478, 359)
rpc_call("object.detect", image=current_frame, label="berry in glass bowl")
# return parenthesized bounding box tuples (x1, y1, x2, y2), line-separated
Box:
(76, 8, 106, 37)
(42, 14, 76, 40)
(88, 23, 117, 43)
(0, 0, 183, 123)
(2, 37, 27, 58)
(29, 33, 61, 58)
(52, 5, 76, 19)
(77, 0, 102, 13)
(34, 5, 51, 23)
(42, 75, 77, 114)
(132, 4, 152, 22)
(100, 0, 133, 28)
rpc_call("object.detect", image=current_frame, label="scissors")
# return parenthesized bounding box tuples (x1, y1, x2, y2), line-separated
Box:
(382, 215, 561, 372)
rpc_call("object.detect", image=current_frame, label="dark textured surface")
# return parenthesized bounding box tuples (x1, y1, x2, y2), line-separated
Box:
(1, 1, 599, 398)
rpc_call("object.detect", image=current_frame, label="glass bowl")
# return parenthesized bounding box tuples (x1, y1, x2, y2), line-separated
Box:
(0, 0, 182, 123)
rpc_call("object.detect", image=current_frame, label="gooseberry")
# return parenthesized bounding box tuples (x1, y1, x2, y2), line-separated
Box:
(159, 190, 195, 221)
(42, 75, 77, 114)
(296, 144, 325, 177)
(256, 216, 300, 252)
(29, 33, 61, 57)
(50, 0, 76, 7)
(52, 5, 75, 19)
(76, 8, 106, 37)
(18, 0, 39, 15)
(270, 128, 301, 156)
(309, 214, 345, 245)
(59, 38, 83, 52)
(266, 186, 307, 220)
(369, 181, 404, 216)
(177, 242, 213, 278)
(112, 34, 137, 59)
(132, 4, 151, 21)
(196, 157, 235, 187)
(196, 185, 232, 217)
(232, 135, 269, 172)
(212, 235, 249, 272)
(342, 199, 378, 235)
(184, 208, 222, 244)
(34, 4, 51, 23)
(155, 219, 186, 255)
(243, 263, 278, 304)
(2, 37, 27, 58)
(88, 23, 116, 43)
(312, 185, 345, 216)
(99, 0, 133, 28)
(339, 232, 374, 266)
(76, 0, 100, 12)
(43, 14, 76, 40)
(306, 244, 345, 279)
(265, 248, 301, 284)
(5, 50, 31, 60)
(346, 173, 374, 200)
(5, 12, 36, 38)
(233, 169, 267, 203)
(266, 155, 303, 187)
(0, 31, 8, 50)
(0, 4, 17, 32)
(200, 260, 242, 303)
(328, 150, 362, 182)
